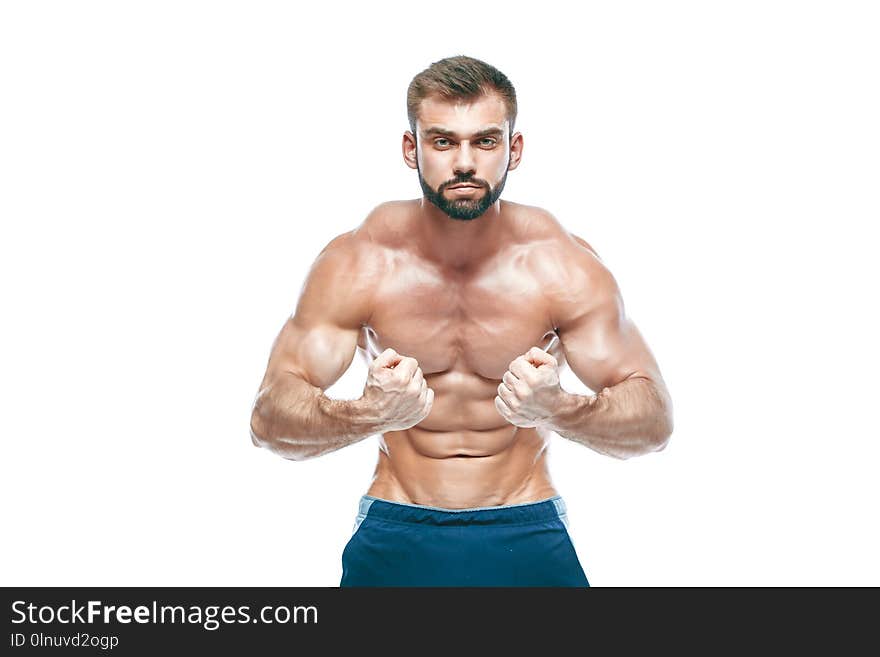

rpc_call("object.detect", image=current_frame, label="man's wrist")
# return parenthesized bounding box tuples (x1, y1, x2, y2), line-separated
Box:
(346, 396, 388, 435)
(315, 393, 387, 437)
(547, 389, 598, 433)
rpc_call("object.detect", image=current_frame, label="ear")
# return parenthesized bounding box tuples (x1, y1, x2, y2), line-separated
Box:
(402, 131, 418, 170)
(507, 131, 523, 171)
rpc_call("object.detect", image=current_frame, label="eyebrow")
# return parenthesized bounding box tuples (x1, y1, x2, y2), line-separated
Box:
(422, 127, 505, 139)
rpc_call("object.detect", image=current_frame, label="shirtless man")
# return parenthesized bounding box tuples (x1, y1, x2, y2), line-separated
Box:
(249, 55, 674, 587)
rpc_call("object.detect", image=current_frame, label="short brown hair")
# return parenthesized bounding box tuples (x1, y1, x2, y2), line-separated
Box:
(407, 55, 518, 136)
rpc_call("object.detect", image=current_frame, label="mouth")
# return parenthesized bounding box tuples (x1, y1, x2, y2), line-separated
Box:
(447, 184, 482, 191)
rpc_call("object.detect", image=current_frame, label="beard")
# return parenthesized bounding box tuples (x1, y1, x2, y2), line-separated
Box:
(417, 162, 509, 221)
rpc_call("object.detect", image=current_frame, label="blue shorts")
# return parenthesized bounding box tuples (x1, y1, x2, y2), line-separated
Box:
(340, 495, 590, 587)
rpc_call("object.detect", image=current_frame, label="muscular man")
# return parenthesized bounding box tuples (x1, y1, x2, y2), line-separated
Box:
(250, 55, 674, 587)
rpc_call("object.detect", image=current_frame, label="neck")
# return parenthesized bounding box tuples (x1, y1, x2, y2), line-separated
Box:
(415, 197, 505, 269)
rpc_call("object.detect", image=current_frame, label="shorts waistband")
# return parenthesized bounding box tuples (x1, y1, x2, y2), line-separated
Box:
(355, 494, 567, 527)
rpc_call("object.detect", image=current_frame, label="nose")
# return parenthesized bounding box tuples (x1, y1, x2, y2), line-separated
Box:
(452, 141, 476, 177)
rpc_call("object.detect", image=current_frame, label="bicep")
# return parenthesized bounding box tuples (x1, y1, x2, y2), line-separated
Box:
(556, 269, 663, 393)
(259, 233, 372, 391)
(261, 317, 360, 391)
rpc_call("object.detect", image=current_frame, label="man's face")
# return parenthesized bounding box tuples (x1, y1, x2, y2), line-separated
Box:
(406, 92, 521, 221)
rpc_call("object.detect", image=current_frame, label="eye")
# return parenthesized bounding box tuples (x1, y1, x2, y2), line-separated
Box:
(479, 138, 497, 147)
(434, 138, 452, 148)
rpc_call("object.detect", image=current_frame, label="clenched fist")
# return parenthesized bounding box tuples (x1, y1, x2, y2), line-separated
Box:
(495, 346, 563, 428)
(361, 348, 434, 432)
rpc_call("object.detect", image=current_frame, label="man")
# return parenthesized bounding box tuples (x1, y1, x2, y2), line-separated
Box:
(250, 55, 674, 587)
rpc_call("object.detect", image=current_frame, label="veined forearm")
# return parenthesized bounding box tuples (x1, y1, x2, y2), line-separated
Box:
(250, 373, 382, 461)
(549, 376, 673, 459)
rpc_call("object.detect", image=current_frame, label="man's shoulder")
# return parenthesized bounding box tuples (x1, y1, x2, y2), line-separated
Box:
(327, 200, 414, 252)
(309, 201, 413, 294)
(298, 204, 403, 326)
(505, 202, 602, 268)
(319, 201, 407, 255)
(506, 203, 617, 321)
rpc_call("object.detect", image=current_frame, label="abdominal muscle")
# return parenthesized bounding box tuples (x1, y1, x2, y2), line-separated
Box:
(364, 373, 559, 509)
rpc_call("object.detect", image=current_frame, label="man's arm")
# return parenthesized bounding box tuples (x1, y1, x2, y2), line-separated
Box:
(249, 231, 382, 461)
(549, 244, 674, 459)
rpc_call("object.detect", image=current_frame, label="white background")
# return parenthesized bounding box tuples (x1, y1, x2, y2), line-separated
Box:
(2, 1, 878, 586)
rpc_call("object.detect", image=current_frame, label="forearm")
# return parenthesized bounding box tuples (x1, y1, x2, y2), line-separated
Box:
(549, 376, 673, 459)
(250, 373, 382, 461)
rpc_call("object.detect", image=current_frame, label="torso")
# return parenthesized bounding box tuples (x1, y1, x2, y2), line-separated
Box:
(354, 199, 587, 509)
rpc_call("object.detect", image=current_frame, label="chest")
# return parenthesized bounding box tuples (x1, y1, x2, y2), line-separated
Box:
(364, 261, 557, 379)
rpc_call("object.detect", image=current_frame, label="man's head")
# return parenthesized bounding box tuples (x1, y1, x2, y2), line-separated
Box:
(403, 56, 523, 221)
